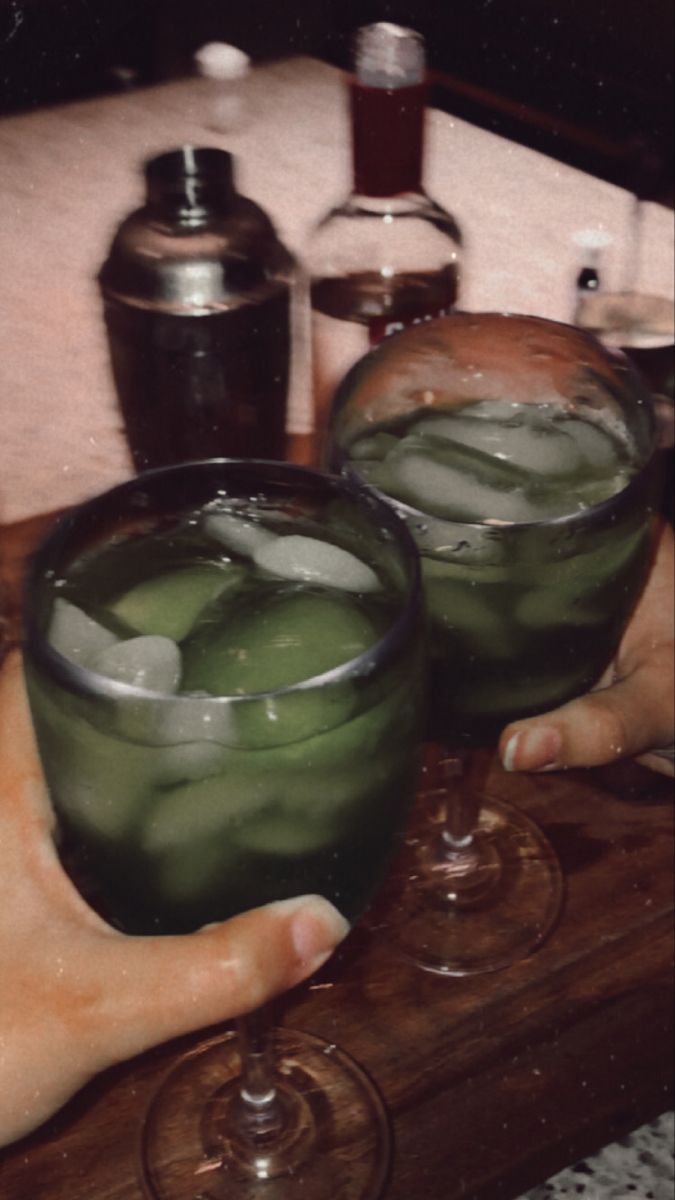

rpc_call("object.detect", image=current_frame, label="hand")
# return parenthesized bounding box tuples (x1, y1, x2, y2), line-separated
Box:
(0, 650, 348, 1148)
(499, 519, 675, 777)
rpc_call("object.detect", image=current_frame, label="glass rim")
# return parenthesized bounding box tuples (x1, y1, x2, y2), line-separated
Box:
(338, 441, 661, 538)
(23, 457, 422, 707)
(327, 310, 661, 536)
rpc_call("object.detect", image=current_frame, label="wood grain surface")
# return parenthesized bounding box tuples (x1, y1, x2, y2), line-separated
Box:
(0, 512, 672, 1200)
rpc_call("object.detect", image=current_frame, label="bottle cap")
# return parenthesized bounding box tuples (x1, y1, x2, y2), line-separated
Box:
(194, 42, 250, 81)
(354, 22, 425, 88)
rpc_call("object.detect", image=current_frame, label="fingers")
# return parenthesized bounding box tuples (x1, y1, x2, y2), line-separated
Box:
(0, 648, 58, 869)
(90, 895, 350, 1065)
(0, 648, 52, 828)
(500, 659, 675, 772)
(0, 649, 108, 929)
(501, 521, 674, 774)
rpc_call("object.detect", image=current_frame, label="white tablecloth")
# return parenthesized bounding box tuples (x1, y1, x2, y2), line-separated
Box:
(0, 56, 672, 524)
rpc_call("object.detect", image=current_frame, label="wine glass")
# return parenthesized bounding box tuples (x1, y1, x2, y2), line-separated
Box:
(326, 312, 661, 976)
(22, 458, 425, 1200)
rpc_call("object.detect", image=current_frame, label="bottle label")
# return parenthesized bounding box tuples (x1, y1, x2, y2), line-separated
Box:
(367, 303, 452, 346)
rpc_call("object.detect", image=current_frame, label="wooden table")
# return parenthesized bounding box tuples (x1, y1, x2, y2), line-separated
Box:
(0, 55, 673, 1200)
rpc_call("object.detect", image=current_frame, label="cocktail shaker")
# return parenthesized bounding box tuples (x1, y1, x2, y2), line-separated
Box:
(99, 146, 295, 471)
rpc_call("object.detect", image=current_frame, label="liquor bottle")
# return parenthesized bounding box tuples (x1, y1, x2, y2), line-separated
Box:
(304, 22, 463, 449)
(99, 146, 295, 472)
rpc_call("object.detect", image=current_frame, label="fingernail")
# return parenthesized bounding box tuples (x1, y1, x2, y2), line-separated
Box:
(502, 727, 562, 772)
(272, 895, 350, 968)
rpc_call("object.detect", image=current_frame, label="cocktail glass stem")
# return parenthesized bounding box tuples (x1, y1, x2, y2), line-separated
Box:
(197, 1006, 319, 1182)
(417, 750, 502, 905)
(440, 756, 479, 846)
(370, 742, 563, 975)
(233, 1008, 286, 1142)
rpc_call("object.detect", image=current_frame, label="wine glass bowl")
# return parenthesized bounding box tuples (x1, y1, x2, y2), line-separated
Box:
(326, 312, 661, 974)
(328, 312, 659, 739)
(22, 458, 425, 1199)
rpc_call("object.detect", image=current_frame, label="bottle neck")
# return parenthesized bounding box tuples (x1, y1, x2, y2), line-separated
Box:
(350, 78, 426, 197)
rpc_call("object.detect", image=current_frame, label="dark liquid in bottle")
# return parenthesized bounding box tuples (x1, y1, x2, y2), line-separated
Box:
(351, 81, 426, 196)
(311, 267, 459, 346)
(104, 282, 290, 472)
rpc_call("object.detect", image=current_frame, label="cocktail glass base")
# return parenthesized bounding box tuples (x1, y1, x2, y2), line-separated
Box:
(368, 783, 564, 977)
(140, 1028, 391, 1200)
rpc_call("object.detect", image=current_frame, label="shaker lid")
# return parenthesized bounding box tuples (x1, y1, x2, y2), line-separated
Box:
(100, 147, 294, 311)
(144, 146, 235, 211)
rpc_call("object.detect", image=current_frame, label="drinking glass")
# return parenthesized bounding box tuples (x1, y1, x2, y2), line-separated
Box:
(326, 312, 661, 975)
(22, 459, 424, 1200)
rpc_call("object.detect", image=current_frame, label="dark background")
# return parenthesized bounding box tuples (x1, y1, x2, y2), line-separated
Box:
(1, 0, 672, 202)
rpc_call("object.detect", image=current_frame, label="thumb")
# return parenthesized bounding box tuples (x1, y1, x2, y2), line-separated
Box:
(91, 894, 349, 1066)
(499, 663, 674, 774)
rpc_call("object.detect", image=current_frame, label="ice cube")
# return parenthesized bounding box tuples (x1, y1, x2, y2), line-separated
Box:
(497, 423, 583, 477)
(89, 636, 182, 693)
(562, 417, 622, 471)
(107, 563, 243, 642)
(51, 744, 150, 841)
(141, 769, 264, 853)
(48, 598, 118, 667)
(384, 436, 541, 524)
(417, 412, 581, 477)
(410, 413, 505, 455)
(416, 413, 583, 478)
(203, 512, 276, 556)
(141, 781, 244, 903)
(348, 431, 399, 461)
(120, 692, 237, 748)
(155, 740, 227, 786)
(32, 683, 154, 840)
(253, 535, 381, 593)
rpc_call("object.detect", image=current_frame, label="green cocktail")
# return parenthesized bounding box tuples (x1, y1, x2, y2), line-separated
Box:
(343, 393, 654, 744)
(23, 459, 424, 1200)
